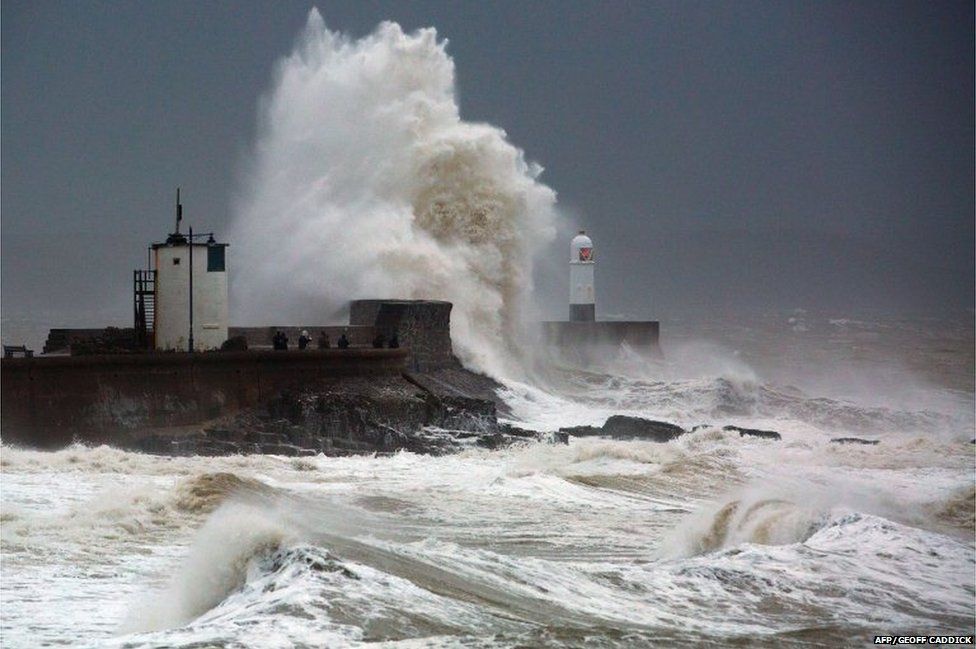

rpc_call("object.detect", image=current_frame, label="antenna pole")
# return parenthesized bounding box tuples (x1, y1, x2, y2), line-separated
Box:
(176, 187, 183, 234)
(188, 226, 194, 353)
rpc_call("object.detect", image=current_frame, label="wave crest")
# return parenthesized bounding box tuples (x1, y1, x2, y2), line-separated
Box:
(172, 472, 276, 514)
(123, 503, 290, 633)
(663, 497, 824, 557)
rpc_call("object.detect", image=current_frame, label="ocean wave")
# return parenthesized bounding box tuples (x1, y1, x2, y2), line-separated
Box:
(503, 369, 968, 442)
(662, 497, 825, 558)
(649, 511, 975, 634)
(931, 485, 976, 531)
(3, 438, 970, 647)
(122, 502, 292, 634)
(117, 532, 525, 646)
(172, 472, 278, 514)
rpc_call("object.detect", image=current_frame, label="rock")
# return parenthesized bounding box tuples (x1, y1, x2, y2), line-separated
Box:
(602, 416, 686, 442)
(257, 443, 313, 457)
(691, 424, 711, 432)
(476, 433, 509, 450)
(830, 437, 879, 445)
(558, 425, 603, 437)
(558, 418, 687, 443)
(433, 395, 498, 432)
(723, 425, 781, 441)
(127, 370, 573, 458)
(404, 368, 512, 418)
(205, 428, 237, 442)
(133, 434, 187, 455)
(195, 440, 242, 456)
(244, 431, 289, 445)
(132, 367, 582, 458)
(500, 424, 543, 439)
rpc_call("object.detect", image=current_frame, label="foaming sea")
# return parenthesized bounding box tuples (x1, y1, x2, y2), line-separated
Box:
(1, 312, 973, 647)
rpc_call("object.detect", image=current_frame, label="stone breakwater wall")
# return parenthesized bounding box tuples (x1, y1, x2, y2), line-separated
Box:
(1, 349, 407, 449)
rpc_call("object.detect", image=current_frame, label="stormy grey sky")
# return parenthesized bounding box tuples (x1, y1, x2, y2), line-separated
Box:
(2, 0, 973, 335)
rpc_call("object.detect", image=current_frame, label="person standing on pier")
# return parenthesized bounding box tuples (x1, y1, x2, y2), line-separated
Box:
(272, 330, 288, 351)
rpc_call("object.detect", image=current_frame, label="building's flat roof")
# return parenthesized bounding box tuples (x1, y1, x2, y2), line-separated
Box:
(151, 239, 229, 250)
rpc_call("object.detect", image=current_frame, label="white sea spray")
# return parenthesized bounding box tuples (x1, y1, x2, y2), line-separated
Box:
(229, 10, 559, 378)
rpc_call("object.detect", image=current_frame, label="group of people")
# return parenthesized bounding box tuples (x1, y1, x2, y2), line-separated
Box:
(372, 332, 399, 349)
(271, 330, 290, 350)
(271, 329, 397, 351)
(312, 331, 348, 349)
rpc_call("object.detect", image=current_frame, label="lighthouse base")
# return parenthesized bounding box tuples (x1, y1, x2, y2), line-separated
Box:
(544, 320, 659, 347)
(569, 304, 596, 322)
(541, 320, 660, 361)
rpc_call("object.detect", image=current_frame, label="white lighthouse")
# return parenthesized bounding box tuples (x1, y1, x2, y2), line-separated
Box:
(569, 230, 595, 322)
(137, 190, 229, 352)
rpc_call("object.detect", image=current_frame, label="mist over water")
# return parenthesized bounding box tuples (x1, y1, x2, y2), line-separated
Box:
(230, 10, 558, 376)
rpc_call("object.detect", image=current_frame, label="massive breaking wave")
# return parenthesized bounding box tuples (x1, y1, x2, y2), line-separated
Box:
(229, 10, 558, 376)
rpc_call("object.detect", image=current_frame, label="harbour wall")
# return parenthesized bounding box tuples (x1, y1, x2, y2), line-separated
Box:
(5, 304, 660, 451)
(40, 300, 458, 373)
(541, 321, 660, 349)
(0, 349, 407, 449)
(43, 326, 379, 353)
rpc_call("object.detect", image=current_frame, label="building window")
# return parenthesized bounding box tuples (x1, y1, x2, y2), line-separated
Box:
(207, 246, 225, 272)
(173, 258, 181, 265)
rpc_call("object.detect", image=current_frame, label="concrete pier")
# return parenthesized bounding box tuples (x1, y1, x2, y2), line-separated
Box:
(2, 299, 465, 449)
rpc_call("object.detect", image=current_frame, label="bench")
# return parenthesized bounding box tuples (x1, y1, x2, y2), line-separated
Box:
(3, 345, 34, 359)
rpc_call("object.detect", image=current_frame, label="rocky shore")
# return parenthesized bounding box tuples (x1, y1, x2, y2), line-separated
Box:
(122, 370, 814, 457)
(131, 369, 562, 457)
(558, 416, 787, 444)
